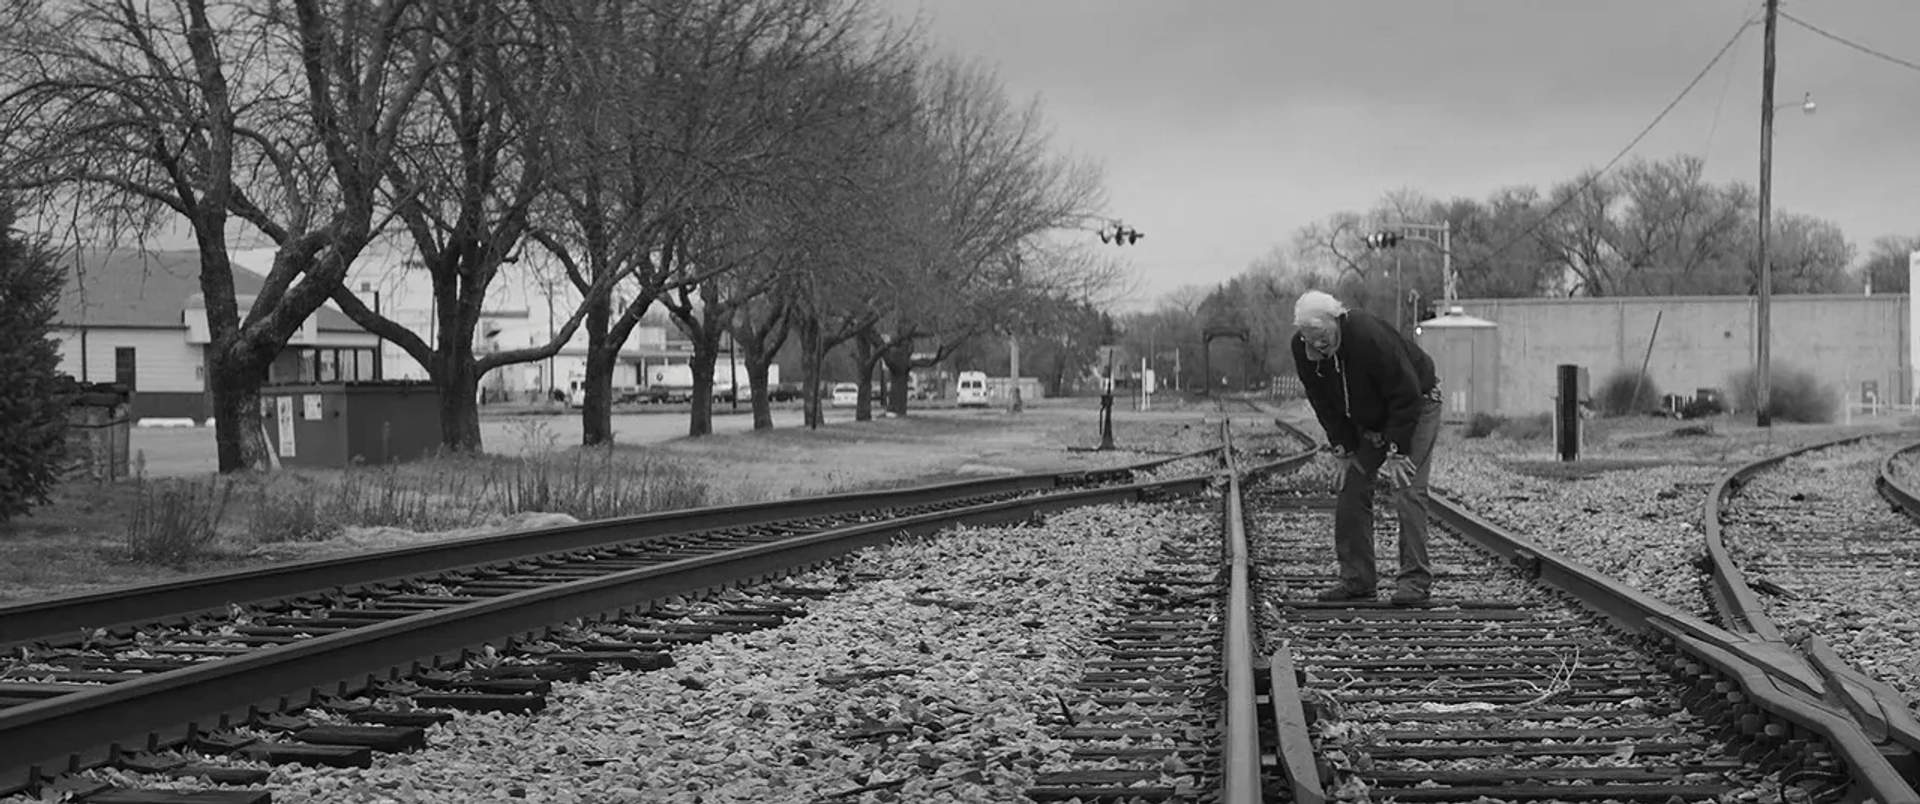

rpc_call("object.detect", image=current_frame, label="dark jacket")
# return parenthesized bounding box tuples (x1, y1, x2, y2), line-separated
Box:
(1291, 308, 1437, 455)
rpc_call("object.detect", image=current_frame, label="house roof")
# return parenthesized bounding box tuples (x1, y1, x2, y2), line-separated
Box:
(53, 248, 362, 331)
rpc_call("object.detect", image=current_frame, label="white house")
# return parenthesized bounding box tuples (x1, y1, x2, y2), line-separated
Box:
(52, 249, 379, 423)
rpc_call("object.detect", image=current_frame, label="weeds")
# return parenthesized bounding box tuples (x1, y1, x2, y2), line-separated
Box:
(144, 448, 716, 558)
(125, 471, 232, 565)
(248, 474, 342, 543)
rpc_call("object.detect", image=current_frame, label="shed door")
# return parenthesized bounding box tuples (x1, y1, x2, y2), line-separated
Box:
(1445, 338, 1472, 417)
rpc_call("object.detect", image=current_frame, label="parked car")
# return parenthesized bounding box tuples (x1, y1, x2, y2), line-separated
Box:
(768, 382, 804, 402)
(829, 382, 861, 407)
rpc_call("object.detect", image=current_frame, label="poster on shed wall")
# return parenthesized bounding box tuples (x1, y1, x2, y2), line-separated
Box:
(276, 396, 297, 457)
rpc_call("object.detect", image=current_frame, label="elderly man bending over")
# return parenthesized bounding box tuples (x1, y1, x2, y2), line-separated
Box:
(1289, 290, 1445, 605)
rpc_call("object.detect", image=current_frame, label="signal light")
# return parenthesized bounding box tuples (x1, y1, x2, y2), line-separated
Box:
(1365, 231, 1403, 250)
(1099, 224, 1144, 246)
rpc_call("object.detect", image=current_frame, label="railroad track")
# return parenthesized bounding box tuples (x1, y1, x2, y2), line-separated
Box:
(1019, 403, 1318, 803)
(1700, 434, 1920, 787)
(1242, 401, 1920, 803)
(0, 449, 1233, 800)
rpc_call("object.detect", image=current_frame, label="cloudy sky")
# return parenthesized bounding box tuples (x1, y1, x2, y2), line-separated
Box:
(907, 0, 1920, 306)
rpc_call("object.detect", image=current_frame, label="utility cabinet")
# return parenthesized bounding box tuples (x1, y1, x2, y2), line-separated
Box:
(1414, 310, 1500, 423)
(261, 381, 441, 468)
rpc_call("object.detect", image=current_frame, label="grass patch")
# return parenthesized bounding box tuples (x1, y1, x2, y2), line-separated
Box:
(2, 405, 1223, 603)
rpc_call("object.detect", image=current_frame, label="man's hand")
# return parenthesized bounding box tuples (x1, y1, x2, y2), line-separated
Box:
(1379, 448, 1417, 489)
(1325, 444, 1365, 476)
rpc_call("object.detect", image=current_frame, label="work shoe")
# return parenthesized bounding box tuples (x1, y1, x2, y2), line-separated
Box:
(1315, 583, 1376, 602)
(1390, 584, 1432, 606)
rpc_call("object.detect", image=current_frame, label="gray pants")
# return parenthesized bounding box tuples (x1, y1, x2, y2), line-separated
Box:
(1335, 396, 1444, 592)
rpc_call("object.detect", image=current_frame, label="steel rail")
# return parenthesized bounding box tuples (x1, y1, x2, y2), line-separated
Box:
(1430, 495, 1920, 802)
(1701, 434, 1875, 640)
(1878, 441, 1920, 520)
(1699, 433, 1920, 783)
(1217, 419, 1263, 804)
(0, 466, 1222, 795)
(1243, 400, 1917, 801)
(0, 447, 1221, 649)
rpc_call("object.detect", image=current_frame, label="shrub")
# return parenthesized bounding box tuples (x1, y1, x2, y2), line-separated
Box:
(1724, 364, 1838, 424)
(0, 203, 69, 522)
(1597, 368, 1661, 416)
(1463, 412, 1506, 439)
(126, 471, 233, 565)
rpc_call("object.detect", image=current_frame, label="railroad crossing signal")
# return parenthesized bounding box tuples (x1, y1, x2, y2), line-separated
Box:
(1364, 231, 1403, 250)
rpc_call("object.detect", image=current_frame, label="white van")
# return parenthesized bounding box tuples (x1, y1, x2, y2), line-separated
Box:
(956, 371, 989, 408)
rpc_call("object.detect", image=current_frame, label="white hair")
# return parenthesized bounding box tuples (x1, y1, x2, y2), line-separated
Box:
(1293, 290, 1347, 328)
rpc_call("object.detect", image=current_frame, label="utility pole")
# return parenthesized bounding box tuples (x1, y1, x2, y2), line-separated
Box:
(1756, 0, 1779, 428)
(1394, 250, 1404, 331)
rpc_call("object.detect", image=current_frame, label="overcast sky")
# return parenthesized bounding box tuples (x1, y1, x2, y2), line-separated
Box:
(906, 0, 1920, 306)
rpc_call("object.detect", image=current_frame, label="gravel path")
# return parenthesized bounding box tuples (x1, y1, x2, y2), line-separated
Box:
(41, 504, 1211, 804)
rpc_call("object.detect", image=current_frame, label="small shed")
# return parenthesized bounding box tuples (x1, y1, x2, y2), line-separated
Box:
(1414, 308, 1499, 424)
(261, 381, 441, 469)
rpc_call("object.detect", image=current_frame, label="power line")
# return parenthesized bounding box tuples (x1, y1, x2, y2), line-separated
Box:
(1780, 10, 1920, 74)
(1460, 15, 1757, 278)
(1700, 13, 1751, 169)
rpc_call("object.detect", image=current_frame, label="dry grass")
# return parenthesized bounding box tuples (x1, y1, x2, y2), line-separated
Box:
(1448, 409, 1920, 477)
(0, 402, 1221, 604)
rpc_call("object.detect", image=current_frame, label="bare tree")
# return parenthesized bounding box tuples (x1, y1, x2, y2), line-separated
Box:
(528, 0, 910, 443)
(1861, 234, 1920, 294)
(1, 0, 435, 471)
(865, 56, 1107, 417)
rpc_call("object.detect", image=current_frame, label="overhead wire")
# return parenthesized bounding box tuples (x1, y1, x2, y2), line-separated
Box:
(1458, 13, 1759, 277)
(1699, 11, 1750, 170)
(1780, 9, 1920, 74)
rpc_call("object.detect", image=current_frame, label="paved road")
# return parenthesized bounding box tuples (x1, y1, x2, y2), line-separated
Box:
(129, 406, 867, 477)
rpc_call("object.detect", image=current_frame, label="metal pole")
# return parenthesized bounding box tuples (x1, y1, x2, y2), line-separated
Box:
(546, 283, 555, 404)
(1756, 0, 1778, 428)
(729, 334, 738, 412)
(1442, 221, 1455, 308)
(1394, 251, 1403, 331)
(373, 290, 384, 381)
(1009, 335, 1023, 413)
(1099, 348, 1115, 450)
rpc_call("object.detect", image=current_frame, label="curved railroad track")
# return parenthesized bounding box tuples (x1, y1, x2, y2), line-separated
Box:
(1701, 434, 1920, 786)
(1880, 441, 1920, 521)
(0, 447, 1236, 800)
(1248, 401, 1920, 803)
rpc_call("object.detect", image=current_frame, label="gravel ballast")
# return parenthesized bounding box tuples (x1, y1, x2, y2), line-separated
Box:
(34, 503, 1213, 804)
(1431, 443, 1723, 618)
